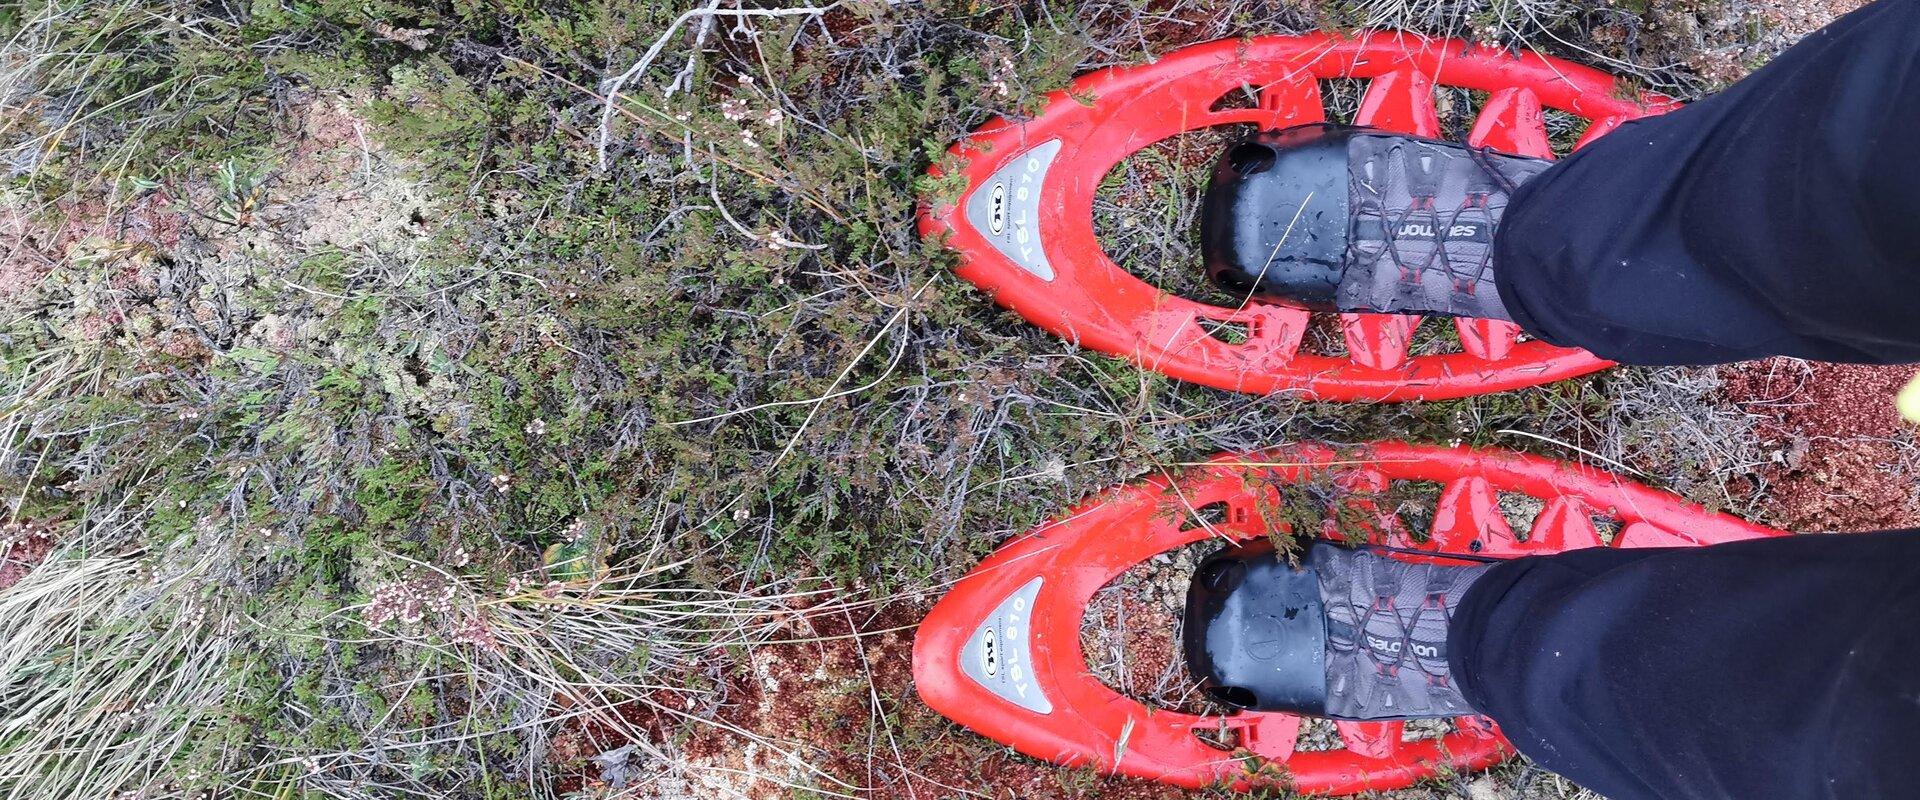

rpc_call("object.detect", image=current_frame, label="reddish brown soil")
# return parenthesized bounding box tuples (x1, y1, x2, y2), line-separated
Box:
(0, 521, 57, 591)
(1081, 554, 1214, 715)
(1, 192, 181, 314)
(1719, 359, 1920, 532)
(1094, 592, 1187, 701)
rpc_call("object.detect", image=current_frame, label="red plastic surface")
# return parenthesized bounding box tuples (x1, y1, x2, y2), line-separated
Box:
(913, 442, 1785, 794)
(920, 34, 1681, 400)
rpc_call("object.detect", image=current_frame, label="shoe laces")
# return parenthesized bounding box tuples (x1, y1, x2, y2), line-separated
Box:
(1351, 592, 1452, 684)
(1361, 143, 1518, 298)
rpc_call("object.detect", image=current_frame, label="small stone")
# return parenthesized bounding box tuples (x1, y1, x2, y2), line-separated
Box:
(1466, 777, 1503, 800)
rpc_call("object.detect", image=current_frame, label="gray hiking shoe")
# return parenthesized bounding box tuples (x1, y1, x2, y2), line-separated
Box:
(1184, 539, 1489, 720)
(1201, 123, 1552, 321)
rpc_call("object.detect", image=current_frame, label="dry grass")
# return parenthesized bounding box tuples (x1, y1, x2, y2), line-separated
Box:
(0, 556, 235, 799)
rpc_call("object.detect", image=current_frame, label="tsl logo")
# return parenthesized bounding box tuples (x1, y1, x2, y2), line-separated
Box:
(980, 628, 1001, 676)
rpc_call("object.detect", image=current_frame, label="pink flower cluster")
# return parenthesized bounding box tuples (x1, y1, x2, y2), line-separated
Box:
(363, 574, 456, 627)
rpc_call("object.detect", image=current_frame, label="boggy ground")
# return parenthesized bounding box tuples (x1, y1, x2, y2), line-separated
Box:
(1, 0, 1909, 798)
(1719, 360, 1920, 533)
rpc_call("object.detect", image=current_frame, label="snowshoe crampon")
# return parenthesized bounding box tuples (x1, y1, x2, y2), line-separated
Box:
(912, 442, 1783, 794)
(920, 34, 1679, 401)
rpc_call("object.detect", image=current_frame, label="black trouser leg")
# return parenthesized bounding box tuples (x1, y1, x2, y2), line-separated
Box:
(1493, 0, 1920, 365)
(1450, 529, 1920, 800)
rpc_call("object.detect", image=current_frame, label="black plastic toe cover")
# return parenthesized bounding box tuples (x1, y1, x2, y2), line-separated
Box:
(1200, 123, 1355, 311)
(1183, 539, 1328, 714)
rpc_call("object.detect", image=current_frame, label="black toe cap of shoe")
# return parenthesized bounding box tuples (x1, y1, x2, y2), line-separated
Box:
(1201, 123, 1356, 310)
(1183, 539, 1329, 714)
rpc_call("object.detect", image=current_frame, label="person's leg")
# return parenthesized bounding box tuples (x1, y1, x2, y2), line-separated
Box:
(1451, 529, 1920, 800)
(1495, 0, 1920, 365)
